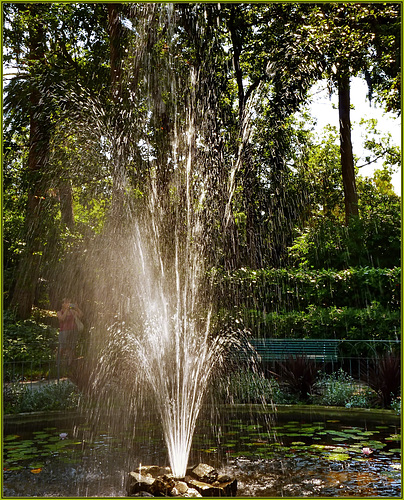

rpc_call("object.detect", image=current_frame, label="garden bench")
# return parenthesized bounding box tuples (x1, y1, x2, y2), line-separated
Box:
(250, 338, 338, 363)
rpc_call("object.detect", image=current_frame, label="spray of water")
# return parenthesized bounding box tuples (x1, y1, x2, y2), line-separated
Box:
(48, 4, 265, 479)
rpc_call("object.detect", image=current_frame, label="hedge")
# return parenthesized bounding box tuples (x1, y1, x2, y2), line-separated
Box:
(239, 302, 400, 341)
(211, 266, 400, 313)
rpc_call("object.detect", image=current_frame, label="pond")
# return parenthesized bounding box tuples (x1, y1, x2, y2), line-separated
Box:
(3, 406, 401, 497)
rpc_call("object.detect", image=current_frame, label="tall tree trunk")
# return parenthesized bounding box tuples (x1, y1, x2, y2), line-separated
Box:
(106, 3, 128, 222)
(108, 3, 123, 101)
(59, 181, 75, 229)
(229, 10, 245, 121)
(338, 72, 359, 224)
(11, 5, 50, 319)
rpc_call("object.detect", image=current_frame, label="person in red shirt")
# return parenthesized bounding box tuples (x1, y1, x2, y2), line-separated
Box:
(57, 298, 83, 366)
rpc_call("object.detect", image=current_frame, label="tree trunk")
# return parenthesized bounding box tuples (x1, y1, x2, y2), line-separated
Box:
(338, 72, 359, 224)
(108, 3, 123, 101)
(229, 7, 245, 120)
(59, 180, 75, 229)
(10, 5, 50, 319)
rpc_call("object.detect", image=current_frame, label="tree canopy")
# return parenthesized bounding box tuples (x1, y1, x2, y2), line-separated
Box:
(3, 2, 400, 319)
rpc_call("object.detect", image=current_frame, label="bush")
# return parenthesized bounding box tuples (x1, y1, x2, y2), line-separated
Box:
(212, 369, 274, 404)
(3, 309, 58, 364)
(288, 201, 401, 269)
(391, 396, 401, 416)
(362, 352, 401, 408)
(240, 303, 400, 349)
(312, 369, 374, 408)
(3, 380, 79, 415)
(274, 355, 318, 401)
(212, 266, 400, 313)
(211, 368, 378, 409)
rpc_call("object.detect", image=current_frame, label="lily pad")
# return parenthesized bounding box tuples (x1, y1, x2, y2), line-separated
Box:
(310, 444, 326, 450)
(4, 435, 21, 441)
(332, 446, 348, 453)
(386, 434, 401, 441)
(326, 452, 350, 461)
(357, 431, 376, 436)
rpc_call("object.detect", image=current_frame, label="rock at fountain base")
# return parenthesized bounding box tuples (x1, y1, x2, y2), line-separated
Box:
(126, 464, 237, 497)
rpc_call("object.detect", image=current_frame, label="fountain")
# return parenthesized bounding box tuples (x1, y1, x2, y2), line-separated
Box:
(60, 3, 261, 486)
(3, 5, 402, 497)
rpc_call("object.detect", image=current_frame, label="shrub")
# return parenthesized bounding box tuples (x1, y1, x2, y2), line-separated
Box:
(212, 266, 400, 312)
(3, 310, 58, 364)
(391, 396, 401, 416)
(3, 380, 79, 415)
(362, 352, 401, 408)
(312, 369, 374, 408)
(212, 369, 273, 404)
(274, 355, 318, 401)
(288, 200, 401, 269)
(240, 303, 399, 351)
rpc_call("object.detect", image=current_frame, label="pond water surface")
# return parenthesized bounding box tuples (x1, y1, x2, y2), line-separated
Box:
(3, 406, 401, 497)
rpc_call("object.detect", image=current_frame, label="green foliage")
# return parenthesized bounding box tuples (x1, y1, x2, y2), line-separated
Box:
(214, 266, 400, 312)
(288, 158, 401, 270)
(391, 396, 401, 416)
(213, 264, 400, 356)
(3, 310, 58, 364)
(213, 369, 274, 404)
(312, 369, 374, 408)
(242, 303, 399, 346)
(3, 3, 400, 318)
(3, 380, 79, 415)
(213, 368, 378, 408)
(290, 210, 400, 270)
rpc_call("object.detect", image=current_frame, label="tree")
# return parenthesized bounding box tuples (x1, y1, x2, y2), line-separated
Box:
(304, 3, 401, 224)
(217, 3, 325, 268)
(8, 4, 51, 318)
(3, 3, 111, 316)
(287, 121, 401, 269)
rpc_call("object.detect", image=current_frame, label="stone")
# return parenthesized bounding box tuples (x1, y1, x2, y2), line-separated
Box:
(212, 476, 238, 496)
(136, 465, 172, 477)
(215, 474, 232, 483)
(126, 472, 155, 496)
(219, 479, 237, 497)
(150, 475, 176, 496)
(189, 464, 218, 483)
(187, 479, 227, 497)
(187, 477, 237, 497)
(174, 481, 189, 494)
(126, 463, 236, 497)
(183, 488, 202, 498)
